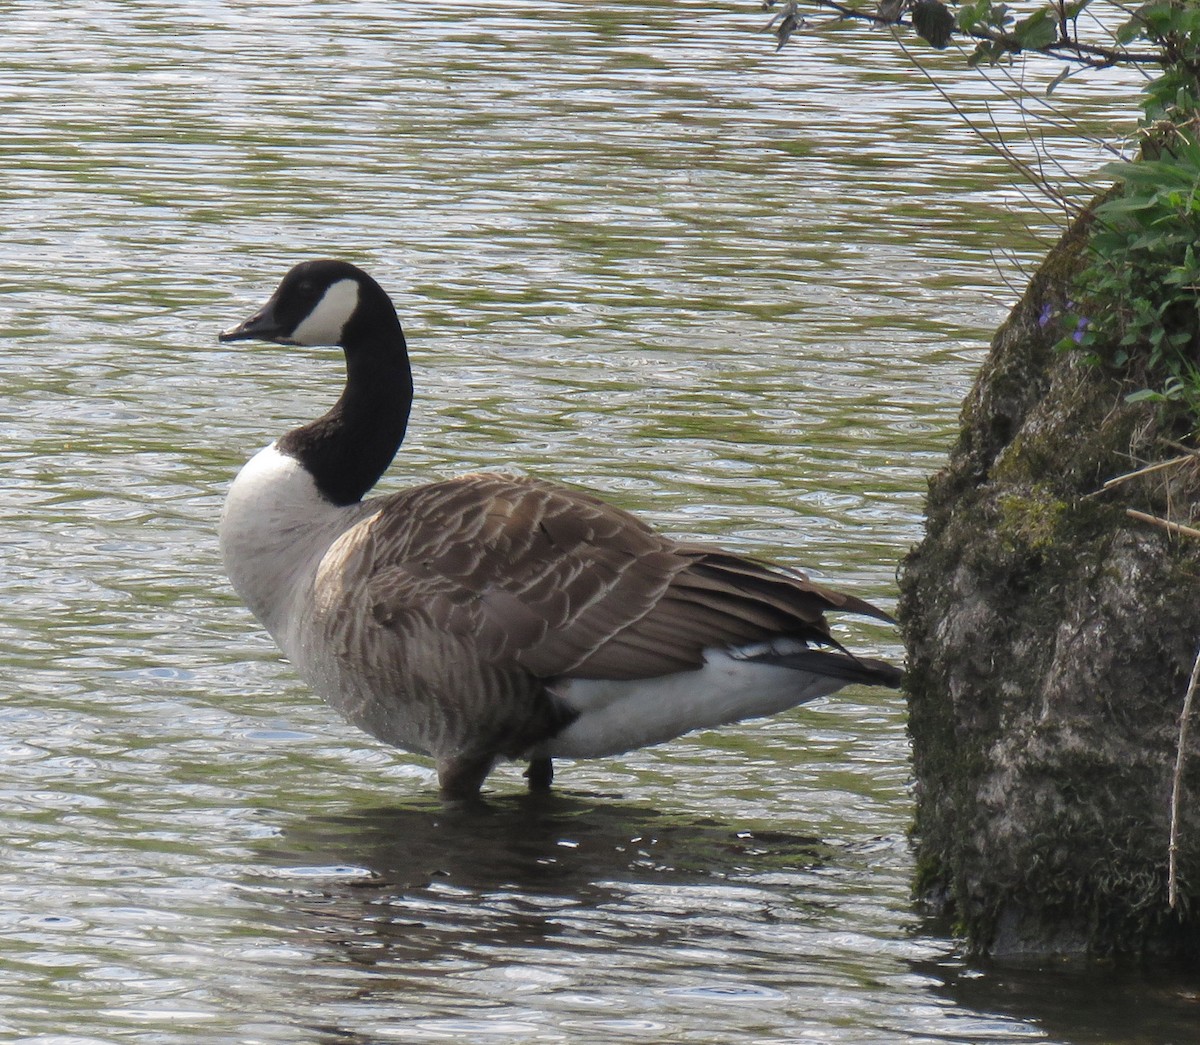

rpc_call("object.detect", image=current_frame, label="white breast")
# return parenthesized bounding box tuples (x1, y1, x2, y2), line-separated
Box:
(219, 443, 372, 648)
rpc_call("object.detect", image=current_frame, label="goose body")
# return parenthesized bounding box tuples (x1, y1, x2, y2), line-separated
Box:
(218, 260, 902, 798)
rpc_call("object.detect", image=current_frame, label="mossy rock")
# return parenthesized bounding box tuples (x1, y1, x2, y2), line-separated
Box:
(899, 208, 1200, 959)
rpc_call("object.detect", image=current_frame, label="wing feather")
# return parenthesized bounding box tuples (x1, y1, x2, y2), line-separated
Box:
(356, 472, 887, 684)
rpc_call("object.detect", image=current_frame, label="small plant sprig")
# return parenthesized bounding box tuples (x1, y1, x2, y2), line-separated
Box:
(1056, 4, 1200, 422)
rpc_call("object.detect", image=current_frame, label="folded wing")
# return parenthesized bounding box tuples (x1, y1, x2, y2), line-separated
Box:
(360, 473, 893, 684)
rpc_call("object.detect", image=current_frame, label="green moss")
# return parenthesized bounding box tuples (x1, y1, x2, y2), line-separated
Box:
(995, 485, 1069, 554)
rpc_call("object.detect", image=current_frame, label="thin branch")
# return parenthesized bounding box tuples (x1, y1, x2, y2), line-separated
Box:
(1169, 644, 1200, 909)
(993, 247, 1036, 296)
(976, 89, 1083, 218)
(891, 29, 1081, 213)
(1125, 508, 1200, 540)
(967, 44, 1128, 161)
(1084, 1, 1156, 79)
(1164, 440, 1200, 460)
(780, 0, 1165, 67)
(1099, 454, 1197, 491)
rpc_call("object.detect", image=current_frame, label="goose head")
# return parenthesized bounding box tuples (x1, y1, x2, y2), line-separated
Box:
(218, 259, 413, 507)
(219, 259, 400, 349)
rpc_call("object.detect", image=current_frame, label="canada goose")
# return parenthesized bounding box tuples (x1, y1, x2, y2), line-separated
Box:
(218, 260, 902, 799)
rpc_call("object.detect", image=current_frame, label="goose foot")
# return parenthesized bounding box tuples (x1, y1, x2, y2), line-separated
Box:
(437, 756, 493, 801)
(524, 757, 554, 791)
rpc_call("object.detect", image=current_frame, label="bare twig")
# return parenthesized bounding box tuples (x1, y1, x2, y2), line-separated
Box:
(891, 30, 1079, 212)
(1098, 454, 1197, 491)
(1169, 645, 1200, 909)
(1164, 440, 1200, 460)
(961, 40, 1127, 161)
(1125, 508, 1200, 540)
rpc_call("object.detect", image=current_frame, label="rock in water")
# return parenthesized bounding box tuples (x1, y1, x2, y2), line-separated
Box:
(899, 209, 1200, 960)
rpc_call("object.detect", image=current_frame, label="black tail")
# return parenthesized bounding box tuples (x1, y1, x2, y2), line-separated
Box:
(741, 645, 904, 689)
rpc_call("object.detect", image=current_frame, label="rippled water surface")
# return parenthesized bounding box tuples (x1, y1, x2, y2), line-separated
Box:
(4, 2, 1196, 1043)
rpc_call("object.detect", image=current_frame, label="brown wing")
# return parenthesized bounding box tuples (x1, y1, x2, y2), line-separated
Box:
(360, 472, 888, 682)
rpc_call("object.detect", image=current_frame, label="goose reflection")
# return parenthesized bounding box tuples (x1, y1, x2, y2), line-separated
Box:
(265, 792, 832, 967)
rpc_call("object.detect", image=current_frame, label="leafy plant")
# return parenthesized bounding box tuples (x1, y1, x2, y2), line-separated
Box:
(1062, 142, 1200, 414)
(1054, 3, 1200, 419)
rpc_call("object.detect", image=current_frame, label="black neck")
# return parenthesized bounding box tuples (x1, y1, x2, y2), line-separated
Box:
(278, 322, 413, 506)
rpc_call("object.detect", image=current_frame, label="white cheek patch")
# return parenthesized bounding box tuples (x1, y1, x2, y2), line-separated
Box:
(290, 278, 360, 346)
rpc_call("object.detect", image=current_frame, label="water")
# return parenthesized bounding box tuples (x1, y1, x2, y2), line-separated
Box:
(3, 2, 1197, 1042)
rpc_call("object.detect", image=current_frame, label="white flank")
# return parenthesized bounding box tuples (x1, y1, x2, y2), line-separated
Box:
(541, 647, 848, 759)
(290, 278, 360, 346)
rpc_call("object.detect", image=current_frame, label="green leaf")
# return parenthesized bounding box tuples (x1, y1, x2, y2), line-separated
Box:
(1013, 8, 1058, 52)
(910, 0, 955, 49)
(1095, 196, 1166, 221)
(967, 37, 1011, 66)
(1114, 15, 1143, 46)
(1095, 159, 1136, 182)
(1045, 65, 1072, 97)
(1124, 388, 1166, 403)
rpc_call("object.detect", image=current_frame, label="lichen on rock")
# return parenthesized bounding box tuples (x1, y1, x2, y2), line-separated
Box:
(899, 210, 1200, 959)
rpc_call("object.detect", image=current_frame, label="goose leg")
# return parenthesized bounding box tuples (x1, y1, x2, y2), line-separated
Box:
(525, 757, 554, 791)
(437, 755, 494, 800)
